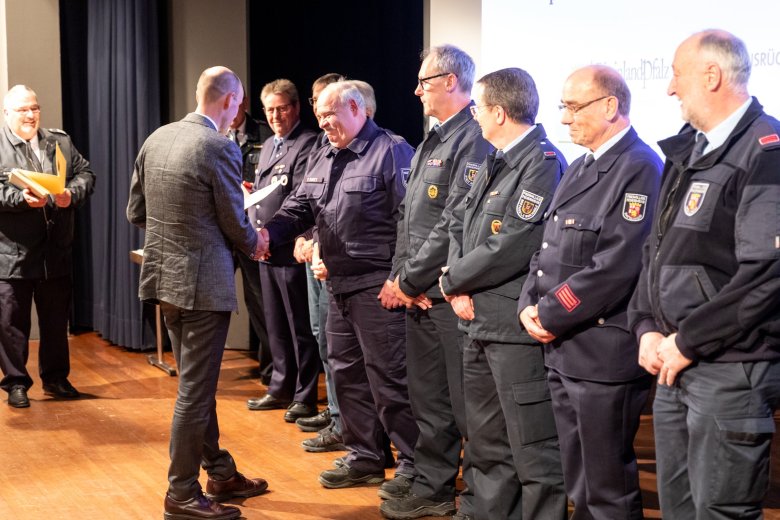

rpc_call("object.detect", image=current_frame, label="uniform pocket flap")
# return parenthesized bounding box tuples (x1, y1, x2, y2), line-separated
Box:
(345, 241, 391, 260)
(343, 176, 381, 193)
(715, 416, 776, 438)
(512, 378, 551, 405)
(561, 213, 603, 231)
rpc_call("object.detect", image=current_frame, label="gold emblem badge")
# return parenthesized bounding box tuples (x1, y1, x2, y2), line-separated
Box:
(491, 219, 502, 234)
(428, 185, 438, 199)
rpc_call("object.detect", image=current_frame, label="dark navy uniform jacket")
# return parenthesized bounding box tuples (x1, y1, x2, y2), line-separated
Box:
(248, 124, 316, 265)
(440, 125, 564, 343)
(392, 104, 493, 298)
(519, 127, 662, 382)
(264, 118, 413, 295)
(237, 114, 273, 183)
(0, 126, 95, 280)
(629, 98, 780, 364)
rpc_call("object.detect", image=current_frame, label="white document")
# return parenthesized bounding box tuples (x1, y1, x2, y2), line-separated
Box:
(243, 179, 282, 210)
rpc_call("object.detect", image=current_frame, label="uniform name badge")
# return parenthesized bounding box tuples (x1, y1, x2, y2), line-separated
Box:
(683, 182, 709, 217)
(517, 190, 544, 221)
(622, 193, 648, 222)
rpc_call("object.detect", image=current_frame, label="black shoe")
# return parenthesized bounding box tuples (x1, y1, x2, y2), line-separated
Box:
(319, 464, 384, 489)
(379, 494, 457, 519)
(283, 401, 318, 423)
(42, 379, 80, 399)
(296, 408, 331, 432)
(247, 393, 290, 411)
(302, 423, 345, 452)
(378, 473, 414, 500)
(8, 386, 29, 408)
(163, 491, 240, 520)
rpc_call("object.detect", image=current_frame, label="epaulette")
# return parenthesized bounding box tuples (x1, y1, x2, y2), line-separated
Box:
(48, 128, 68, 135)
(539, 140, 558, 160)
(753, 119, 780, 151)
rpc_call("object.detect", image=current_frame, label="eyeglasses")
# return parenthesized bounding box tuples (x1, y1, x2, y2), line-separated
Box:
(263, 103, 292, 115)
(11, 105, 40, 114)
(558, 95, 610, 115)
(469, 105, 494, 117)
(308, 97, 317, 106)
(418, 72, 453, 90)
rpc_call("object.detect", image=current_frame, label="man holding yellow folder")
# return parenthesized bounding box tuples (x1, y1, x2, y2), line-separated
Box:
(0, 84, 95, 408)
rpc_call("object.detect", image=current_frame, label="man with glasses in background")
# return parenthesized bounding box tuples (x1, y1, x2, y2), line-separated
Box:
(518, 65, 662, 519)
(245, 79, 320, 426)
(380, 44, 491, 520)
(0, 85, 95, 408)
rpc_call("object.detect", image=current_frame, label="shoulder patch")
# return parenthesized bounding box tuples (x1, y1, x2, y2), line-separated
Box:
(517, 190, 544, 220)
(401, 167, 410, 187)
(463, 161, 480, 186)
(759, 134, 780, 146)
(622, 193, 648, 222)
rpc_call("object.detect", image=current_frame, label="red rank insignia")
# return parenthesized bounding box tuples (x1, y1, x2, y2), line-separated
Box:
(555, 283, 581, 312)
(759, 134, 780, 146)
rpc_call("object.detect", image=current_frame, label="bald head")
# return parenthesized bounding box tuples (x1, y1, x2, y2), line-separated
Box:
(196, 66, 241, 106)
(194, 66, 243, 134)
(571, 65, 631, 117)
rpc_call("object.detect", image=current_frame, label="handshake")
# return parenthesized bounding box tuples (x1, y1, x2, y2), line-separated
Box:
(253, 227, 271, 261)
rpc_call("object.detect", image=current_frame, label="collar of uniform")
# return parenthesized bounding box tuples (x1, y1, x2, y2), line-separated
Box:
(501, 124, 545, 169)
(658, 97, 764, 167)
(434, 103, 476, 143)
(586, 125, 638, 174)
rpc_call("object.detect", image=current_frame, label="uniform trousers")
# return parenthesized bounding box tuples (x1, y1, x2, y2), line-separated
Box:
(653, 360, 780, 520)
(235, 252, 271, 379)
(307, 262, 340, 431)
(464, 339, 566, 520)
(0, 276, 72, 392)
(160, 303, 237, 500)
(547, 369, 650, 520)
(327, 284, 419, 474)
(259, 262, 319, 405)
(406, 303, 472, 510)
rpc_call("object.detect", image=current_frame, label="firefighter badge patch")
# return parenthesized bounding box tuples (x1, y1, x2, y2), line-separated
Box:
(490, 219, 502, 234)
(622, 193, 647, 222)
(517, 190, 544, 221)
(683, 182, 709, 217)
(463, 162, 480, 186)
(428, 185, 438, 199)
(401, 168, 410, 188)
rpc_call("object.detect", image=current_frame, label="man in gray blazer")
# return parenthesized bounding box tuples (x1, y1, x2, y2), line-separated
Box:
(127, 66, 269, 520)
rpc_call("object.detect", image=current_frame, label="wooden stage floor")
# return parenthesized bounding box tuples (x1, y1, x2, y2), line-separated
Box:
(1, 332, 777, 519)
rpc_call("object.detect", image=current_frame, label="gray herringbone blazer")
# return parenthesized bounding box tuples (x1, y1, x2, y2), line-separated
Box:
(127, 112, 257, 312)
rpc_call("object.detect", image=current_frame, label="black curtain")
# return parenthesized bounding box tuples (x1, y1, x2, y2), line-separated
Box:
(248, 0, 424, 147)
(60, 0, 92, 332)
(81, 0, 163, 349)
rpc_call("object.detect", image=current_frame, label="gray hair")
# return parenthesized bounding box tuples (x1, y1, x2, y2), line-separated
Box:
(261, 78, 299, 105)
(477, 68, 538, 125)
(421, 44, 475, 94)
(344, 80, 376, 119)
(3, 85, 37, 109)
(321, 82, 366, 114)
(697, 30, 751, 90)
(591, 65, 631, 117)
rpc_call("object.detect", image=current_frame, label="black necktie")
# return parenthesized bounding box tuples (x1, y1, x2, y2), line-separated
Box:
(688, 133, 708, 167)
(577, 153, 594, 178)
(25, 141, 42, 172)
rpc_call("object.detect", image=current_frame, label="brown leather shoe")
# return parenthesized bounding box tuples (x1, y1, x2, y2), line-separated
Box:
(205, 472, 269, 502)
(163, 492, 240, 520)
